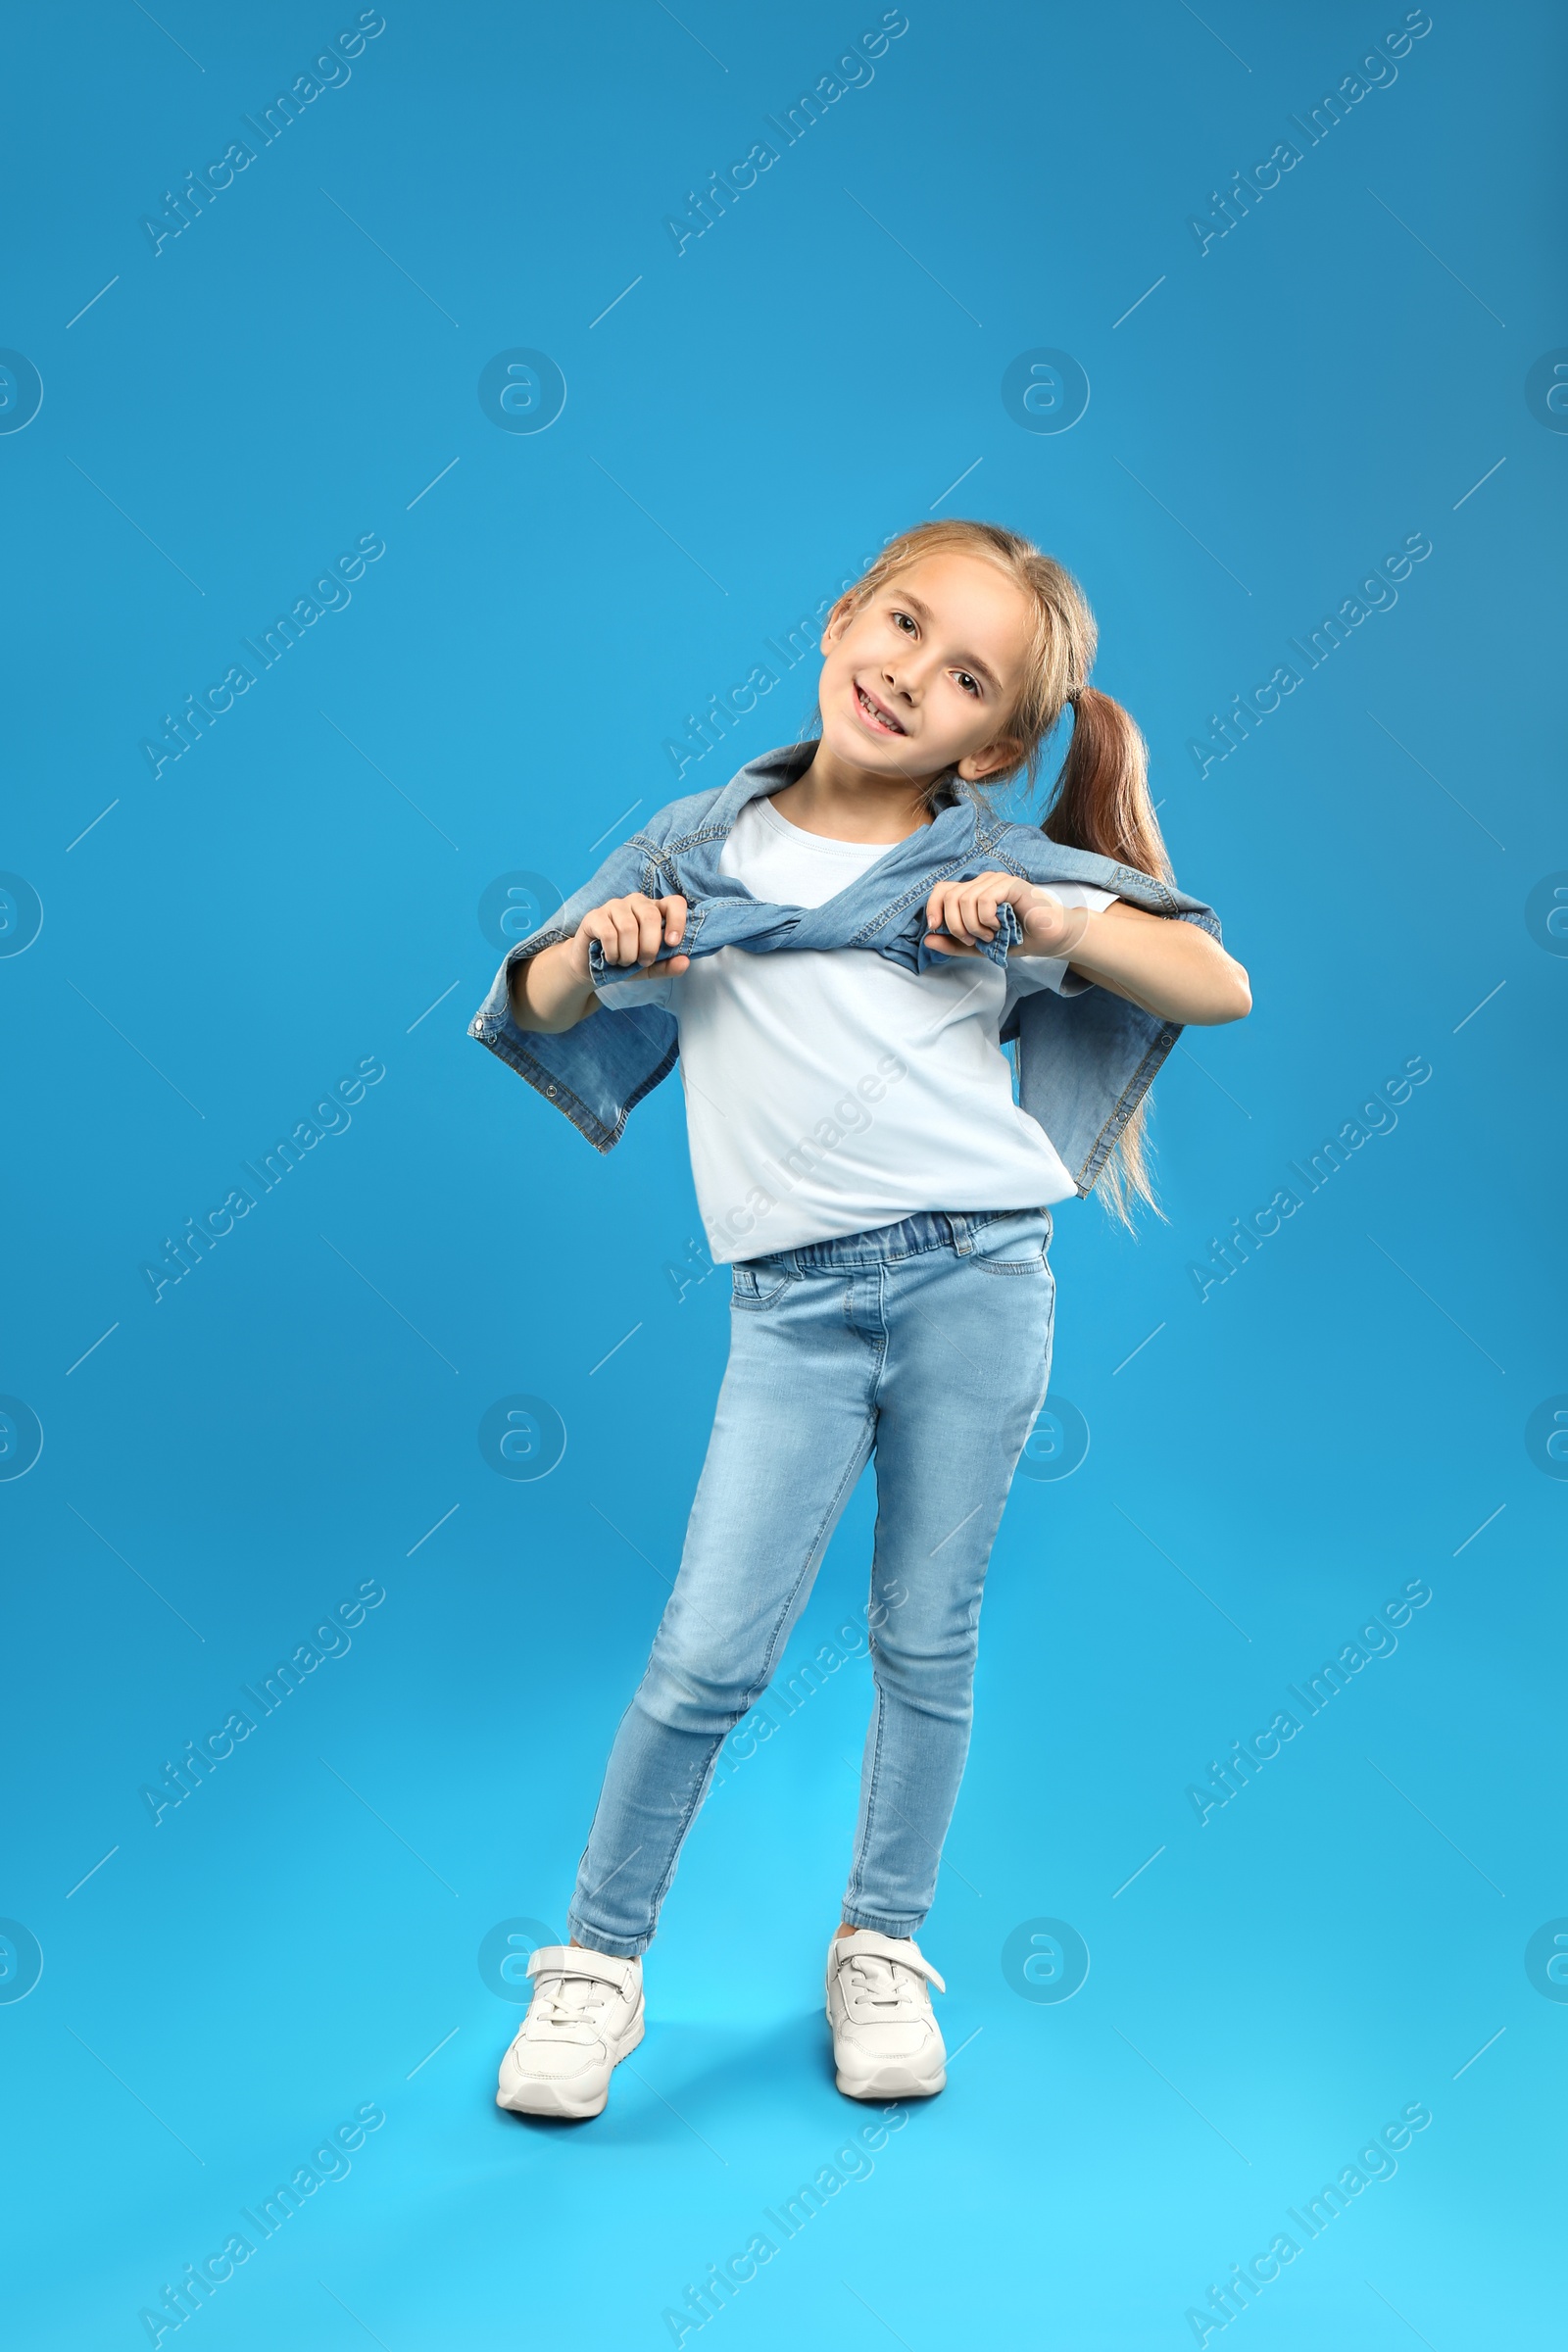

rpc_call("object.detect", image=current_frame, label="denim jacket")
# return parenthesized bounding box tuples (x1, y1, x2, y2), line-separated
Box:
(470, 742, 1222, 1195)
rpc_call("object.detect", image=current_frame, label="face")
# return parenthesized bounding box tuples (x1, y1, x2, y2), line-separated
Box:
(816, 552, 1034, 787)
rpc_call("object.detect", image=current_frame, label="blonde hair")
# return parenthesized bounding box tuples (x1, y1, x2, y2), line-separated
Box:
(834, 518, 1172, 1222)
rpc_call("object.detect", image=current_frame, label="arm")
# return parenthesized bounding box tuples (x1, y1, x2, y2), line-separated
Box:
(1060, 899, 1250, 1025)
(510, 892, 690, 1033)
(923, 873, 1250, 1027)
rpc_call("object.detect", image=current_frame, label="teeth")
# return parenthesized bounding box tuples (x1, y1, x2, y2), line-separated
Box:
(858, 685, 901, 733)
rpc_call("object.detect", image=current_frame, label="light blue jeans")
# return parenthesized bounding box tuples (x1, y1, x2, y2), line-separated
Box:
(568, 1208, 1055, 1956)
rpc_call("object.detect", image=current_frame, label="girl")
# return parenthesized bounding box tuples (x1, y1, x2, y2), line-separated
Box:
(470, 519, 1250, 2120)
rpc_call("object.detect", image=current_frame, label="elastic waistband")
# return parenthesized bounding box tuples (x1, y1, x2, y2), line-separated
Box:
(751, 1206, 1048, 1275)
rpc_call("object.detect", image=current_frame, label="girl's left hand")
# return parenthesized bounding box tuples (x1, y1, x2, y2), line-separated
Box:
(923, 871, 1091, 961)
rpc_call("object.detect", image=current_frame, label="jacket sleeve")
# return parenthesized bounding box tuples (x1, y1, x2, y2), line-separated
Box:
(467, 835, 680, 1153)
(992, 825, 1223, 1194)
(1005, 981, 1179, 1195)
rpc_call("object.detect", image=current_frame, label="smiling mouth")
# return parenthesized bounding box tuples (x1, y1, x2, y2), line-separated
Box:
(854, 680, 907, 737)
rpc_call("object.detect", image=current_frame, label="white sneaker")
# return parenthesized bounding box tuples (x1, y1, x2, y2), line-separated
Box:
(825, 1929, 947, 2100)
(495, 1944, 644, 2119)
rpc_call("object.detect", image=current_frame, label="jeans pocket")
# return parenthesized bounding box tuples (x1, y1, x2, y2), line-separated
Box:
(731, 1261, 795, 1310)
(968, 1208, 1052, 1276)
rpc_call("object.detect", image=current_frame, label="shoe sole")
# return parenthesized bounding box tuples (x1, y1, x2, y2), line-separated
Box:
(496, 2009, 645, 2120)
(834, 2062, 946, 2100)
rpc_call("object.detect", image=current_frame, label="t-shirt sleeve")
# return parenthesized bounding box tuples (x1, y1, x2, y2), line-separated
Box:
(1004, 884, 1117, 1004)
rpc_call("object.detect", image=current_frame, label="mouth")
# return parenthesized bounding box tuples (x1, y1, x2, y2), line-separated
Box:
(853, 679, 907, 738)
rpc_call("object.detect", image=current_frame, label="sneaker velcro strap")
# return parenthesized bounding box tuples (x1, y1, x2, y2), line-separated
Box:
(526, 1943, 636, 1991)
(834, 1930, 946, 1994)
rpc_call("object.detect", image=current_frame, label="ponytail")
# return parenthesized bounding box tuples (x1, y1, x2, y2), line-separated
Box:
(1039, 686, 1170, 1223)
(1043, 685, 1170, 884)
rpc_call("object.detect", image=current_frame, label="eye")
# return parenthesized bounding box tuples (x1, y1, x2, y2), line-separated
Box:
(890, 610, 917, 636)
(954, 670, 982, 698)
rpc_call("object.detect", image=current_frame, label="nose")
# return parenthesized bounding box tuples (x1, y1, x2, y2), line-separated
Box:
(879, 652, 919, 706)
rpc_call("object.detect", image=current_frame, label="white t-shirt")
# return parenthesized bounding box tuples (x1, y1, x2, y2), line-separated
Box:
(597, 796, 1115, 1262)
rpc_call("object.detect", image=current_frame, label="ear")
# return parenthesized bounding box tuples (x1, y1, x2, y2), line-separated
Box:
(957, 734, 1023, 784)
(819, 591, 859, 654)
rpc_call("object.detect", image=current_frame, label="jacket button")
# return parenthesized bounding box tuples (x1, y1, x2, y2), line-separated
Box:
(546, 1085, 558, 1097)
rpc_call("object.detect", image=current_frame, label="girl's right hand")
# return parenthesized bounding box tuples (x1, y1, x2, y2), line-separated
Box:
(575, 892, 690, 980)
(510, 893, 690, 1033)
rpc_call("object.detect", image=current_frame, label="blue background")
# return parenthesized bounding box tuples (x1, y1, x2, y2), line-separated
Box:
(2, 3, 1564, 2344)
